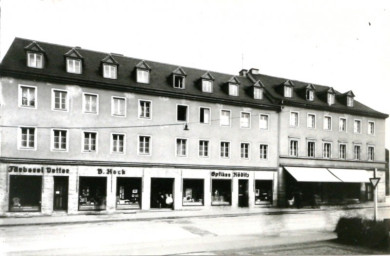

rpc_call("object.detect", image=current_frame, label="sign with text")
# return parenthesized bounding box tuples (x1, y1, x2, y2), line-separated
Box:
(8, 166, 70, 174)
(97, 168, 126, 175)
(211, 171, 249, 178)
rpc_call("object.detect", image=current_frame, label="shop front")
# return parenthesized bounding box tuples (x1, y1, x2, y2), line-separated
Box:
(78, 176, 107, 211)
(182, 179, 204, 206)
(150, 178, 174, 209)
(116, 177, 142, 209)
(9, 175, 42, 212)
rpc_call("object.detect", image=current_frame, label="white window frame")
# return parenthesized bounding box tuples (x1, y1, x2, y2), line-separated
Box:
(339, 143, 347, 160)
(17, 126, 37, 150)
(339, 117, 347, 132)
(176, 138, 188, 157)
(229, 83, 239, 96)
(111, 133, 126, 154)
(353, 144, 361, 160)
(202, 80, 213, 93)
(284, 86, 292, 97)
(327, 93, 335, 105)
(177, 104, 189, 122)
(240, 112, 251, 129)
(290, 111, 299, 127)
(367, 146, 375, 161)
(259, 144, 268, 160)
(103, 63, 117, 79)
(199, 107, 211, 125)
(307, 113, 316, 129)
(82, 92, 99, 114)
(220, 110, 231, 127)
(27, 52, 43, 69)
(240, 142, 250, 160)
(307, 141, 315, 158)
(354, 119, 362, 134)
(51, 129, 69, 152)
(173, 75, 185, 89)
(199, 140, 209, 158)
(253, 87, 263, 100)
(18, 85, 37, 109)
(322, 142, 332, 159)
(323, 115, 332, 131)
(137, 69, 150, 84)
(51, 89, 69, 112)
(289, 140, 299, 157)
(259, 114, 269, 130)
(138, 99, 152, 119)
(82, 131, 98, 153)
(220, 141, 230, 159)
(347, 96, 354, 107)
(66, 58, 82, 74)
(111, 96, 126, 117)
(138, 135, 152, 156)
(368, 121, 375, 135)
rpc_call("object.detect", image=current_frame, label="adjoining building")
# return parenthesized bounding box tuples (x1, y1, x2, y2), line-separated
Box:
(0, 38, 387, 216)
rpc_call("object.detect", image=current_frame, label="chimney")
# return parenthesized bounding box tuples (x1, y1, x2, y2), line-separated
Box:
(239, 69, 248, 76)
(249, 68, 259, 75)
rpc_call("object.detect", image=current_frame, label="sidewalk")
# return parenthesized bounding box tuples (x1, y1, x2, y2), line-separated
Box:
(1, 201, 389, 227)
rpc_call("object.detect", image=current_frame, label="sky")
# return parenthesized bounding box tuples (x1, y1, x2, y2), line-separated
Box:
(1, 0, 390, 148)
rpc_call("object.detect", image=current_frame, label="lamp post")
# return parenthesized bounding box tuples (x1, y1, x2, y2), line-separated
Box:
(370, 168, 380, 222)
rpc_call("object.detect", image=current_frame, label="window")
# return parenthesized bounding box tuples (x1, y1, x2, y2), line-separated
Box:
(173, 76, 185, 89)
(27, 52, 43, 68)
(323, 116, 332, 130)
(254, 87, 263, 99)
(220, 142, 230, 158)
(176, 138, 187, 157)
(220, 110, 231, 126)
(78, 177, 106, 211)
(284, 86, 292, 97)
(199, 140, 209, 157)
(19, 85, 36, 108)
(139, 136, 151, 155)
(229, 84, 239, 96)
(183, 179, 204, 206)
(354, 120, 361, 133)
(19, 127, 35, 149)
(66, 58, 82, 74)
(83, 93, 98, 114)
(260, 144, 268, 159)
(52, 130, 67, 151)
(112, 134, 125, 153)
(307, 141, 315, 158)
(137, 69, 149, 83)
(211, 179, 231, 206)
(307, 114, 315, 128)
(290, 112, 299, 127)
(339, 118, 347, 132)
(52, 89, 68, 111)
(289, 140, 298, 157)
(200, 108, 210, 124)
(83, 132, 97, 152)
(112, 97, 126, 116)
(259, 115, 269, 129)
(240, 112, 250, 128)
(9, 176, 42, 212)
(347, 96, 354, 107)
(368, 146, 374, 161)
(103, 64, 117, 79)
(116, 177, 142, 209)
(138, 100, 151, 119)
(354, 145, 361, 160)
(241, 143, 249, 159)
(339, 144, 346, 159)
(202, 80, 213, 93)
(177, 105, 188, 122)
(323, 143, 331, 159)
(306, 90, 314, 101)
(368, 121, 375, 135)
(327, 93, 335, 105)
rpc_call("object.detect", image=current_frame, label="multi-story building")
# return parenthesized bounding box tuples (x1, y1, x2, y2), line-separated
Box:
(0, 38, 387, 216)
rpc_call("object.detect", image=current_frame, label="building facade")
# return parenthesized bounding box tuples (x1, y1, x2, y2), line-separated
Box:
(0, 38, 387, 216)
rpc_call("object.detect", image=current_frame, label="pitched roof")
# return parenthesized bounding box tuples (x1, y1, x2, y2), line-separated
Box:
(101, 55, 119, 65)
(24, 41, 45, 53)
(64, 48, 83, 59)
(172, 67, 187, 76)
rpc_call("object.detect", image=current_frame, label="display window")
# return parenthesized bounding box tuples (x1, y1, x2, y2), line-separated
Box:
(211, 179, 231, 206)
(182, 179, 204, 206)
(116, 177, 142, 209)
(255, 180, 272, 205)
(9, 175, 42, 212)
(150, 178, 174, 209)
(78, 177, 107, 211)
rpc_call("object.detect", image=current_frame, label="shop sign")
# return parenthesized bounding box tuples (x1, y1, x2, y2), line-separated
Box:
(97, 168, 126, 175)
(210, 171, 249, 178)
(233, 172, 249, 178)
(8, 166, 70, 174)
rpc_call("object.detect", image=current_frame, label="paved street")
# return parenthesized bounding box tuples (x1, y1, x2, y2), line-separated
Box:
(1, 207, 389, 255)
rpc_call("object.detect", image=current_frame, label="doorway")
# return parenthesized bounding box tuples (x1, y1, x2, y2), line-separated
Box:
(238, 179, 249, 207)
(53, 176, 68, 211)
(150, 178, 174, 209)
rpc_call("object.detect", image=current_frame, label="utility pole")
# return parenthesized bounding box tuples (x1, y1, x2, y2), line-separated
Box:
(370, 168, 380, 222)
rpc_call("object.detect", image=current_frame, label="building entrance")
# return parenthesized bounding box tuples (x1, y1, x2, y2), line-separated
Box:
(150, 178, 174, 209)
(238, 179, 249, 207)
(53, 176, 68, 211)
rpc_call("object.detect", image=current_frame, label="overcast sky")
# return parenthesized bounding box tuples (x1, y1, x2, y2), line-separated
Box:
(1, 0, 389, 148)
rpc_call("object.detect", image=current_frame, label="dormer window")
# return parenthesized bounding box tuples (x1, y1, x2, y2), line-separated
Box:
(103, 64, 117, 79)
(173, 76, 185, 89)
(347, 96, 354, 107)
(284, 86, 292, 97)
(135, 60, 151, 84)
(229, 83, 239, 96)
(202, 80, 213, 93)
(67, 58, 82, 74)
(306, 90, 314, 101)
(254, 87, 263, 99)
(27, 52, 43, 69)
(327, 93, 335, 105)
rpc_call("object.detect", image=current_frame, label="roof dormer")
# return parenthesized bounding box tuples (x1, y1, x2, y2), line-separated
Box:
(342, 90, 355, 107)
(64, 48, 83, 74)
(252, 80, 265, 100)
(24, 41, 45, 69)
(201, 71, 215, 93)
(305, 84, 316, 101)
(283, 80, 294, 98)
(172, 67, 187, 89)
(135, 60, 151, 84)
(101, 55, 119, 79)
(326, 87, 336, 105)
(227, 76, 240, 96)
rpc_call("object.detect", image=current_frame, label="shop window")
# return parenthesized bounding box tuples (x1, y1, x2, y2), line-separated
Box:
(307, 114, 315, 128)
(116, 177, 142, 209)
(220, 110, 231, 126)
(200, 107, 210, 124)
(241, 143, 249, 159)
(240, 112, 250, 128)
(27, 52, 43, 68)
(255, 180, 272, 205)
(52, 89, 68, 111)
(112, 97, 126, 116)
(177, 105, 188, 122)
(259, 114, 269, 129)
(183, 179, 204, 206)
(78, 177, 107, 211)
(83, 93, 98, 114)
(9, 175, 42, 212)
(19, 85, 37, 108)
(199, 140, 209, 157)
(339, 118, 347, 132)
(138, 100, 151, 119)
(339, 144, 346, 159)
(150, 178, 174, 209)
(211, 179, 231, 206)
(307, 141, 315, 158)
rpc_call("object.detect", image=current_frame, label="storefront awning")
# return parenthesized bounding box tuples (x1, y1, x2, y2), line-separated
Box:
(327, 169, 372, 183)
(284, 167, 341, 182)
